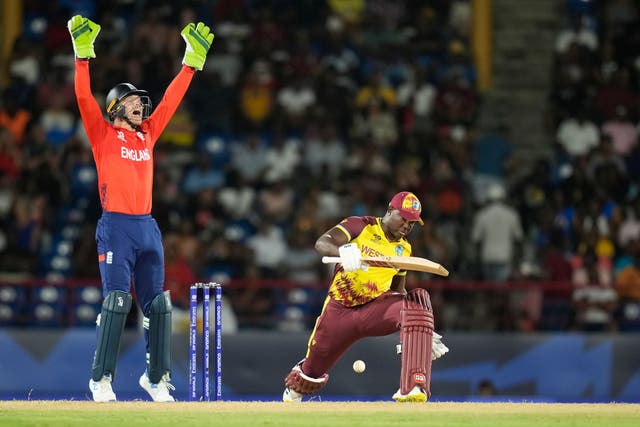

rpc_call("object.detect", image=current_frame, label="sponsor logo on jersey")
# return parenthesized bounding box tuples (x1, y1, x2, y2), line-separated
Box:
(395, 245, 405, 256)
(117, 131, 126, 142)
(136, 131, 145, 141)
(120, 146, 151, 161)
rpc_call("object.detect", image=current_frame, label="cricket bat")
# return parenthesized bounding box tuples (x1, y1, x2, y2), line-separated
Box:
(322, 255, 449, 276)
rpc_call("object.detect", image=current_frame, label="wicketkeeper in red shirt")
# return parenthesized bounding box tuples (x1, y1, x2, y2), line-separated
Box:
(68, 14, 214, 402)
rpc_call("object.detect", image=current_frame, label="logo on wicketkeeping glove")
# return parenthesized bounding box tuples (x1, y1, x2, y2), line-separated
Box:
(67, 15, 101, 59)
(181, 22, 214, 71)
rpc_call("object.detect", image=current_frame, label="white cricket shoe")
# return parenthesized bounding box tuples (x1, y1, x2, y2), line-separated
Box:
(282, 387, 303, 403)
(392, 386, 428, 403)
(89, 374, 116, 402)
(139, 372, 176, 402)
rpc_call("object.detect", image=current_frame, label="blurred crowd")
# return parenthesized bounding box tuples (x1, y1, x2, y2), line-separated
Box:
(0, 0, 639, 333)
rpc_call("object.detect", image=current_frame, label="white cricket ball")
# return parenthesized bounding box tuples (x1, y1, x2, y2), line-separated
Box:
(352, 359, 366, 373)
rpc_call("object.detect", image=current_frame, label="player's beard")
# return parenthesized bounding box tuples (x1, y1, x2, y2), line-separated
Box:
(124, 114, 145, 133)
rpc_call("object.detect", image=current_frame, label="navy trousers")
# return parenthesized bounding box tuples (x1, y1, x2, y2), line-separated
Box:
(96, 212, 165, 316)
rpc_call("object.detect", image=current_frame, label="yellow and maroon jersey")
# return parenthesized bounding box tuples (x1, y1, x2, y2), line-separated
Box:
(74, 60, 194, 214)
(329, 216, 412, 307)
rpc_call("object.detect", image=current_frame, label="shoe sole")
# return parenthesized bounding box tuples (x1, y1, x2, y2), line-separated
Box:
(393, 394, 428, 403)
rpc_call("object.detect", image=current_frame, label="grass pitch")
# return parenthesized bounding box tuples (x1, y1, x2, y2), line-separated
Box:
(1, 401, 639, 427)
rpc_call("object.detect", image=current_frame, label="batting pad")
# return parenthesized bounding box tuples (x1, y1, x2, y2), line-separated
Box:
(92, 290, 132, 381)
(146, 291, 172, 383)
(399, 288, 434, 396)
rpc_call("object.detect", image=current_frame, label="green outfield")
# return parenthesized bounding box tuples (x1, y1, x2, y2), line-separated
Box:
(1, 401, 640, 427)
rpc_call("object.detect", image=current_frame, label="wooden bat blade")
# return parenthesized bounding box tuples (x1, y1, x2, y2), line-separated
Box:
(365, 256, 449, 276)
(321, 256, 449, 276)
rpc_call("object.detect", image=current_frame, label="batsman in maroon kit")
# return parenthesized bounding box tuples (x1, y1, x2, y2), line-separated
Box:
(283, 192, 449, 402)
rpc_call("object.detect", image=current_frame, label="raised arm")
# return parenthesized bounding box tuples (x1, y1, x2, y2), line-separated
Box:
(68, 15, 108, 144)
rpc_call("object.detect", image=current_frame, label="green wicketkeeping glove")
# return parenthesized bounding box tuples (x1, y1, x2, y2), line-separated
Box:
(67, 15, 101, 59)
(181, 22, 214, 71)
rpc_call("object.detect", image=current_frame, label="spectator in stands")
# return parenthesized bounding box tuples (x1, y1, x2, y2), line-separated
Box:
(407, 6, 447, 59)
(6, 37, 40, 106)
(555, 14, 598, 54)
(276, 75, 317, 132)
(542, 231, 573, 283)
(229, 133, 268, 185)
(603, 0, 639, 40)
(315, 65, 356, 133)
(302, 121, 347, 179)
(595, 69, 637, 121)
(257, 178, 296, 222)
(355, 70, 396, 109)
(203, 38, 243, 89)
(471, 124, 514, 205)
(617, 200, 640, 250)
(182, 155, 225, 195)
(246, 219, 288, 279)
(0, 127, 21, 179)
(229, 262, 277, 329)
(586, 134, 629, 202)
(555, 108, 600, 159)
(351, 99, 398, 149)
(131, 9, 180, 60)
(614, 241, 640, 330)
(239, 60, 276, 131)
(157, 103, 196, 148)
(471, 184, 524, 282)
(601, 105, 638, 158)
(433, 69, 478, 126)
(217, 168, 256, 222)
(0, 91, 32, 144)
(283, 230, 322, 284)
(38, 95, 76, 149)
(163, 234, 197, 311)
(263, 130, 301, 184)
(511, 158, 555, 233)
(396, 65, 437, 137)
(572, 252, 618, 332)
(438, 39, 477, 88)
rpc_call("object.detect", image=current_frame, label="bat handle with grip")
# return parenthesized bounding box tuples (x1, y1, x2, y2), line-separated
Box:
(321, 256, 342, 264)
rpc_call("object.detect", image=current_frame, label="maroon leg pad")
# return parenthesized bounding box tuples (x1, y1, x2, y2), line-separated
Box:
(400, 288, 434, 396)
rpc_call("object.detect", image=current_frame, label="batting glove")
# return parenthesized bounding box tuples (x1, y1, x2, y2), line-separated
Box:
(67, 15, 101, 59)
(181, 22, 214, 71)
(432, 332, 449, 360)
(338, 243, 363, 272)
